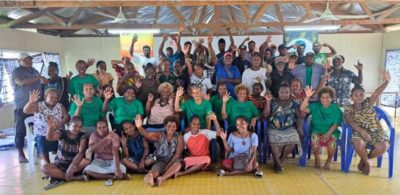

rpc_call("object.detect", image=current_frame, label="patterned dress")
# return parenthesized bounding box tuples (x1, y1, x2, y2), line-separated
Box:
(344, 98, 389, 145)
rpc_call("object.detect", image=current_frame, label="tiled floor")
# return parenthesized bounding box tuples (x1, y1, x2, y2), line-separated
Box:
(0, 108, 399, 195)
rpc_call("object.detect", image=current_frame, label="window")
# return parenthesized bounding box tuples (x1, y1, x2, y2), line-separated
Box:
(0, 50, 61, 105)
(381, 49, 400, 108)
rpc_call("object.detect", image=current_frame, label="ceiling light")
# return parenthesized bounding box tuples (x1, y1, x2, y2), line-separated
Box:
(108, 29, 160, 34)
(284, 25, 341, 32)
(385, 24, 400, 32)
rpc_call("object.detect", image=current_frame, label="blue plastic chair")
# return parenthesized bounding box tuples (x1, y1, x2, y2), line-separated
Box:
(342, 107, 395, 178)
(298, 115, 347, 169)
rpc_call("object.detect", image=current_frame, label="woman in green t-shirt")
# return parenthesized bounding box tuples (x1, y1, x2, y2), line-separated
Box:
(222, 84, 260, 133)
(103, 86, 144, 135)
(300, 86, 342, 170)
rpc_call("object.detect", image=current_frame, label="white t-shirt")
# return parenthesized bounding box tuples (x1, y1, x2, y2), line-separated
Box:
(190, 74, 212, 94)
(132, 53, 158, 76)
(241, 68, 267, 94)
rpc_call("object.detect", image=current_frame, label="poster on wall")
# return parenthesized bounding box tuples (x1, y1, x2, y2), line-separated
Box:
(119, 33, 154, 58)
(283, 31, 318, 54)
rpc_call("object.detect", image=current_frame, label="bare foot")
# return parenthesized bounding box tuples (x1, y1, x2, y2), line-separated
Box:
(314, 160, 321, 169)
(362, 161, 371, 176)
(19, 156, 29, 163)
(156, 177, 163, 187)
(174, 172, 183, 179)
(323, 162, 331, 170)
(144, 173, 154, 187)
(357, 160, 364, 172)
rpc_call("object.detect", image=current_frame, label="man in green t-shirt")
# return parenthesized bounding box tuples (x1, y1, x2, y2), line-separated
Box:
(69, 83, 104, 135)
(313, 42, 337, 65)
(68, 60, 99, 97)
(175, 86, 212, 129)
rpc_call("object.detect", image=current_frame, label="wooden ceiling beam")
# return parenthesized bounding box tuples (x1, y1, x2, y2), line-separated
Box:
(360, 2, 384, 32)
(168, 5, 186, 24)
(251, 3, 269, 23)
(274, 4, 284, 22)
(14, 18, 400, 30)
(298, 3, 312, 22)
(45, 11, 67, 27)
(377, 4, 400, 20)
(153, 6, 160, 25)
(67, 8, 84, 26)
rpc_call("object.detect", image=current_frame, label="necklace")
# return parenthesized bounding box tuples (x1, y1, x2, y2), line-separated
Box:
(239, 132, 249, 145)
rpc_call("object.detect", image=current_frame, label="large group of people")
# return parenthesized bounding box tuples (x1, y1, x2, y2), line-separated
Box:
(10, 29, 391, 190)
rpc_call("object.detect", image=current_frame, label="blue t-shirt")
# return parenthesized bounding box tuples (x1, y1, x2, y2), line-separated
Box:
(167, 52, 181, 71)
(228, 133, 258, 158)
(11, 66, 42, 109)
(215, 63, 241, 98)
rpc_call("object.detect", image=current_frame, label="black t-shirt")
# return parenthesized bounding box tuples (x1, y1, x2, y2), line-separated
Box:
(232, 57, 251, 75)
(270, 70, 294, 98)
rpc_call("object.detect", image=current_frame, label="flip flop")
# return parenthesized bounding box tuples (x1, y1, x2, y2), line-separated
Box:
(43, 180, 64, 190)
(104, 179, 113, 186)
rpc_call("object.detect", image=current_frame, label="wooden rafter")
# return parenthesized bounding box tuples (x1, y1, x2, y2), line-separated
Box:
(298, 3, 312, 22)
(14, 18, 400, 30)
(213, 5, 221, 33)
(240, 5, 250, 33)
(377, 4, 400, 20)
(45, 11, 66, 27)
(359, 2, 384, 32)
(67, 8, 83, 26)
(274, 4, 284, 22)
(251, 3, 269, 24)
(168, 6, 186, 24)
(228, 6, 239, 33)
(6, 8, 49, 27)
(153, 6, 160, 24)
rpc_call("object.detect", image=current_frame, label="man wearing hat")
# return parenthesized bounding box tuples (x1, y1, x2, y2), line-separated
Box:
(326, 55, 363, 106)
(269, 56, 294, 98)
(290, 52, 326, 101)
(11, 52, 46, 163)
(214, 52, 241, 98)
(232, 45, 251, 75)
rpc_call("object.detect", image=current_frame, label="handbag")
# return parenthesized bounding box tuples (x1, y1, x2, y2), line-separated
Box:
(233, 153, 250, 170)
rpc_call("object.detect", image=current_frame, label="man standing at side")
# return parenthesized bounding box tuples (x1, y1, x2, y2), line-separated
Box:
(11, 53, 46, 163)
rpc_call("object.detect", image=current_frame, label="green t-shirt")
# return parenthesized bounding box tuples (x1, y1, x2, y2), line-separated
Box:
(69, 96, 103, 127)
(109, 97, 144, 124)
(314, 53, 327, 65)
(226, 100, 260, 127)
(308, 102, 342, 139)
(305, 66, 313, 87)
(210, 95, 231, 121)
(69, 74, 99, 97)
(180, 99, 212, 129)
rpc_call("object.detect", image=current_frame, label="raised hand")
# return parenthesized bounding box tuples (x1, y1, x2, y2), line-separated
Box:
(383, 70, 391, 82)
(176, 87, 184, 97)
(45, 115, 58, 131)
(202, 92, 210, 101)
(104, 87, 114, 100)
(86, 58, 96, 67)
(207, 35, 213, 44)
(29, 89, 41, 103)
(264, 92, 272, 102)
(244, 36, 250, 42)
(71, 95, 83, 107)
(147, 93, 154, 102)
(218, 130, 227, 140)
(39, 76, 48, 84)
(170, 34, 178, 42)
(323, 69, 334, 81)
(354, 60, 363, 71)
(183, 44, 191, 55)
(132, 34, 138, 43)
(66, 71, 73, 80)
(304, 86, 315, 98)
(207, 112, 217, 121)
(162, 34, 168, 42)
(323, 59, 331, 70)
(134, 114, 143, 128)
(222, 92, 230, 103)
(121, 133, 127, 146)
(266, 35, 272, 43)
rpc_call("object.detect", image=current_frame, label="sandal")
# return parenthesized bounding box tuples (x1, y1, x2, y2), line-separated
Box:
(216, 169, 225, 176)
(104, 179, 113, 186)
(43, 179, 64, 190)
(255, 171, 264, 178)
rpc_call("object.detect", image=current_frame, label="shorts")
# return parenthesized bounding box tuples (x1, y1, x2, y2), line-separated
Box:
(183, 156, 211, 169)
(311, 134, 336, 148)
(55, 161, 71, 172)
(83, 159, 127, 174)
(35, 135, 58, 156)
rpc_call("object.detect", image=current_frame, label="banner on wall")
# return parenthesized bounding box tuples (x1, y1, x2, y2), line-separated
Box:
(283, 31, 318, 54)
(119, 33, 154, 58)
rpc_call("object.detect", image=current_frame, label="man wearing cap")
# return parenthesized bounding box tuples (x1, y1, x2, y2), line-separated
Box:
(12, 52, 46, 163)
(290, 52, 326, 101)
(269, 56, 294, 98)
(130, 34, 158, 76)
(214, 52, 241, 98)
(312, 42, 337, 65)
(326, 55, 363, 106)
(232, 45, 251, 75)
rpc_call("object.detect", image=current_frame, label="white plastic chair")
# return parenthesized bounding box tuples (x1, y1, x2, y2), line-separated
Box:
(24, 116, 37, 172)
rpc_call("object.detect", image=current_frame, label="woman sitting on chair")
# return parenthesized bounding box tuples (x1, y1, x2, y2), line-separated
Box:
(264, 83, 303, 172)
(146, 82, 175, 127)
(344, 71, 390, 175)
